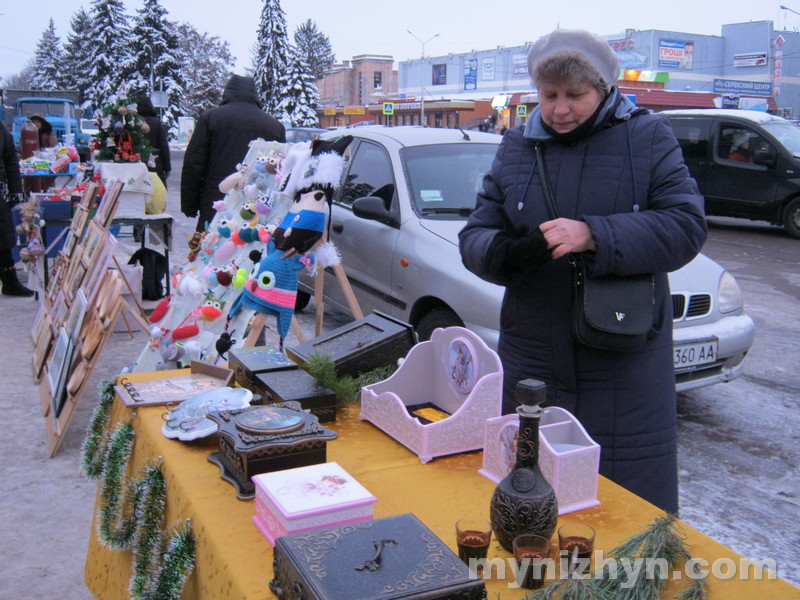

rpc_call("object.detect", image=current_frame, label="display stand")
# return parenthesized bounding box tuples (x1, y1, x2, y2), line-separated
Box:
(31, 181, 144, 457)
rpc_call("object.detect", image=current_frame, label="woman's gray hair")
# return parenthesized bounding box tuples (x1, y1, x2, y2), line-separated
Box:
(532, 52, 610, 96)
(527, 29, 620, 96)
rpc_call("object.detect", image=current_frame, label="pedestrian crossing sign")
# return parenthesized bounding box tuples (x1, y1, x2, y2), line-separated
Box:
(383, 102, 394, 115)
(516, 105, 527, 117)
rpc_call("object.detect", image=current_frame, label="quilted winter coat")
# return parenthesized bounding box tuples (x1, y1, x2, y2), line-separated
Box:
(180, 75, 285, 231)
(0, 123, 22, 252)
(459, 91, 707, 512)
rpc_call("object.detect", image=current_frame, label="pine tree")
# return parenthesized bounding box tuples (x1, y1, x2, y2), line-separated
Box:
(276, 47, 321, 127)
(62, 8, 95, 103)
(176, 23, 234, 119)
(30, 19, 63, 90)
(252, 0, 291, 114)
(293, 20, 335, 81)
(123, 0, 184, 137)
(83, 0, 130, 114)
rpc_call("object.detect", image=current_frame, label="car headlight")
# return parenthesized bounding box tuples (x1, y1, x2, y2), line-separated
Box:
(718, 270, 743, 314)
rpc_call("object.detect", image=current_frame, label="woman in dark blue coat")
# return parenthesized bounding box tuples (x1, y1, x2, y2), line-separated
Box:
(459, 29, 707, 513)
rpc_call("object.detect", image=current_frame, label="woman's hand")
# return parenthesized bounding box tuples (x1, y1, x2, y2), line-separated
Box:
(540, 218, 596, 259)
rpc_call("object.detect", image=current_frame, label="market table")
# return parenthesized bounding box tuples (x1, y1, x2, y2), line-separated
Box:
(84, 369, 799, 599)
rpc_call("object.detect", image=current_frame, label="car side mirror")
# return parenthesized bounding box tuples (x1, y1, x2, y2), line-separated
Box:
(352, 196, 391, 221)
(752, 150, 776, 167)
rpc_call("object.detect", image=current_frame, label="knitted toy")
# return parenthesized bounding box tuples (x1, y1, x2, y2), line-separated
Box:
(228, 135, 353, 348)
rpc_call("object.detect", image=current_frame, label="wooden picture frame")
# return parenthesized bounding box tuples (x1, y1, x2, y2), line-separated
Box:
(32, 310, 55, 379)
(78, 181, 99, 212)
(46, 253, 69, 304)
(62, 229, 77, 257)
(65, 288, 88, 344)
(50, 290, 69, 330)
(81, 221, 107, 267)
(70, 206, 90, 240)
(47, 327, 72, 399)
(83, 233, 117, 304)
(94, 179, 123, 227)
(65, 260, 87, 301)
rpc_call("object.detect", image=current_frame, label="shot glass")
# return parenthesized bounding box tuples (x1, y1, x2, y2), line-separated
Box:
(512, 533, 552, 589)
(455, 518, 492, 567)
(558, 523, 596, 576)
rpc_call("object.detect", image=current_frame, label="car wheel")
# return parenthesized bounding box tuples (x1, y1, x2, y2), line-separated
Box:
(782, 198, 800, 239)
(415, 308, 464, 342)
(295, 290, 311, 311)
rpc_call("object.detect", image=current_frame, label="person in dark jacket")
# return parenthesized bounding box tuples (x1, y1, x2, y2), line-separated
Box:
(0, 123, 33, 296)
(459, 29, 707, 513)
(180, 74, 286, 232)
(136, 93, 171, 186)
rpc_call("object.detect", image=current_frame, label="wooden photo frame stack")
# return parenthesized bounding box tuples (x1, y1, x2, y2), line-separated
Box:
(31, 179, 132, 456)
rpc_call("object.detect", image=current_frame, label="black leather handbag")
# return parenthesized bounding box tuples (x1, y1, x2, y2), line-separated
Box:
(535, 144, 653, 352)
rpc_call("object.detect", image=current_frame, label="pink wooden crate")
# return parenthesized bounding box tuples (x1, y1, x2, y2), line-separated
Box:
(252, 462, 377, 546)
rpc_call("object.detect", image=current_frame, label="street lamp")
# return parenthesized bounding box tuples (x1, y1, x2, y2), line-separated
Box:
(407, 30, 439, 126)
(781, 5, 800, 28)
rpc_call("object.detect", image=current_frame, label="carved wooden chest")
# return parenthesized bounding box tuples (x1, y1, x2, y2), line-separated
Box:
(286, 311, 416, 377)
(252, 367, 337, 423)
(270, 513, 486, 600)
(206, 402, 338, 500)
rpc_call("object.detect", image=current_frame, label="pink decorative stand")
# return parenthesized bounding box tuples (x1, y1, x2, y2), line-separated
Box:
(360, 327, 503, 463)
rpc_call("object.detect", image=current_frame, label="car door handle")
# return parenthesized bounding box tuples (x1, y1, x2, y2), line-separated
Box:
(332, 223, 343, 233)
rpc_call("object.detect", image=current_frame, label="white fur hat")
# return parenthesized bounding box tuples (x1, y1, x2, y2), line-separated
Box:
(527, 29, 620, 87)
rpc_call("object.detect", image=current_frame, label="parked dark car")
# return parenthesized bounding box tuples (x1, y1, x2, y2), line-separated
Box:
(297, 126, 754, 392)
(663, 108, 800, 238)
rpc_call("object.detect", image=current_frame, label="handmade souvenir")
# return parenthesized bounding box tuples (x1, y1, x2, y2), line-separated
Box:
(252, 461, 377, 545)
(115, 362, 234, 408)
(270, 513, 485, 600)
(206, 402, 338, 500)
(252, 367, 337, 423)
(161, 386, 253, 441)
(227, 345, 298, 390)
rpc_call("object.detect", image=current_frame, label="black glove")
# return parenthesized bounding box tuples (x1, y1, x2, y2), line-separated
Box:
(487, 226, 551, 278)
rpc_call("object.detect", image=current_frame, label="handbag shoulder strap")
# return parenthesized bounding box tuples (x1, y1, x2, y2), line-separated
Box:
(534, 143, 560, 219)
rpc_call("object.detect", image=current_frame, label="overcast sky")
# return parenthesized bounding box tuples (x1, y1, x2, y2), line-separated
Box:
(0, 0, 790, 82)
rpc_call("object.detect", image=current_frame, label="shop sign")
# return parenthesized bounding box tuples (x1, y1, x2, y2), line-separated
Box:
(712, 79, 771, 97)
(733, 52, 768, 67)
(482, 58, 495, 81)
(323, 107, 336, 115)
(512, 53, 528, 79)
(464, 59, 477, 91)
(343, 106, 365, 115)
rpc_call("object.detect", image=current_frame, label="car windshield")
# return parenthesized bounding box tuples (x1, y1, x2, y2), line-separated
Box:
(401, 143, 498, 217)
(761, 121, 800, 157)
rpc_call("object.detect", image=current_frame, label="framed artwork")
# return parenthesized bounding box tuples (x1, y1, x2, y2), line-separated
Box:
(70, 206, 90, 240)
(32, 310, 54, 378)
(447, 337, 477, 394)
(31, 303, 49, 342)
(65, 260, 87, 301)
(94, 179, 123, 227)
(50, 290, 69, 330)
(65, 289, 88, 344)
(47, 253, 69, 304)
(78, 181, 100, 212)
(81, 221, 108, 267)
(62, 229, 76, 257)
(83, 233, 117, 303)
(47, 327, 73, 400)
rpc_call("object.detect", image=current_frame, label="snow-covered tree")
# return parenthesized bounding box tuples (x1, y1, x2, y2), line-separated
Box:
(276, 47, 320, 126)
(83, 0, 130, 114)
(252, 0, 291, 114)
(293, 20, 335, 81)
(62, 8, 95, 103)
(176, 22, 235, 119)
(122, 0, 184, 136)
(29, 19, 63, 90)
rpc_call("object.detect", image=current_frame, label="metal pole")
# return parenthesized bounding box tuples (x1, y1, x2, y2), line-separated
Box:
(407, 30, 439, 126)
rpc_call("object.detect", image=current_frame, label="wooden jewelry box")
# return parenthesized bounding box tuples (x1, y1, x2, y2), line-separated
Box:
(227, 345, 297, 390)
(270, 513, 486, 600)
(287, 311, 416, 377)
(206, 402, 338, 500)
(252, 461, 377, 546)
(251, 367, 337, 423)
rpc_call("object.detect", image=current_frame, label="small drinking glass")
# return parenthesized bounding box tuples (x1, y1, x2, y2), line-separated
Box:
(512, 533, 552, 589)
(558, 523, 596, 576)
(455, 518, 492, 567)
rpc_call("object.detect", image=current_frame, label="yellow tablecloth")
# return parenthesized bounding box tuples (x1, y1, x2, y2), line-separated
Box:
(85, 370, 799, 599)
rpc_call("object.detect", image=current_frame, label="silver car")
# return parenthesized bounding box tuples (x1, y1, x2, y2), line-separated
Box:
(297, 126, 754, 391)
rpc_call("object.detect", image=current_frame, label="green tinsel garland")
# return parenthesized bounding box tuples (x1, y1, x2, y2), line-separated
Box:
(81, 379, 117, 478)
(525, 514, 708, 600)
(81, 383, 196, 600)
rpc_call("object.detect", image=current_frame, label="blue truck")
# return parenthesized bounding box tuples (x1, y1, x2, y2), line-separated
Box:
(2, 90, 92, 161)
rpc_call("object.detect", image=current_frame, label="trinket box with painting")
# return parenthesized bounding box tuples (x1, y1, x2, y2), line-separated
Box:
(479, 406, 601, 515)
(227, 345, 297, 390)
(252, 461, 377, 545)
(206, 402, 338, 500)
(270, 513, 486, 600)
